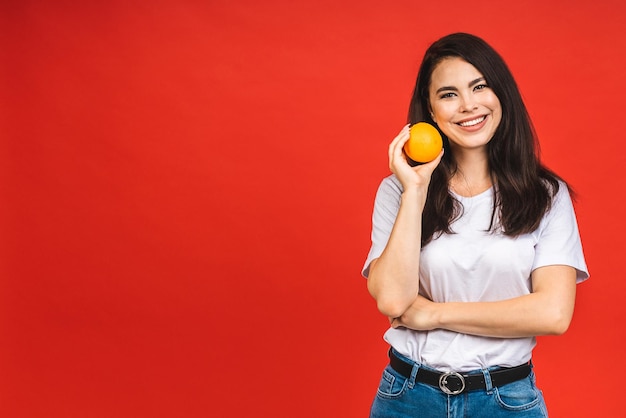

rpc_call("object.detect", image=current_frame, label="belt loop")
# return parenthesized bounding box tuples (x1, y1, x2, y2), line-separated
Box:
(407, 362, 420, 389)
(481, 368, 493, 393)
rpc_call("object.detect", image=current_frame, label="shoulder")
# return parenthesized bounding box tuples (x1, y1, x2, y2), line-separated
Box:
(541, 179, 577, 223)
(379, 173, 403, 190)
(538, 169, 572, 201)
(376, 174, 404, 199)
(371, 174, 405, 218)
(550, 179, 574, 208)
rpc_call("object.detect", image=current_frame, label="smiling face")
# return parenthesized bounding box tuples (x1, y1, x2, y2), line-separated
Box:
(428, 57, 502, 154)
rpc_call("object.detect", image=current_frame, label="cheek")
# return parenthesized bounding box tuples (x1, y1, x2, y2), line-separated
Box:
(488, 95, 502, 115)
(491, 104, 503, 128)
(434, 120, 456, 140)
(493, 112, 503, 130)
(431, 102, 454, 123)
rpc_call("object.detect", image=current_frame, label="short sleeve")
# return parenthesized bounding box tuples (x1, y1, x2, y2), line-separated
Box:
(362, 175, 403, 278)
(532, 183, 589, 283)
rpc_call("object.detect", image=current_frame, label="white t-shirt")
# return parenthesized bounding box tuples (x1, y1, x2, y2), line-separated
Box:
(362, 175, 589, 372)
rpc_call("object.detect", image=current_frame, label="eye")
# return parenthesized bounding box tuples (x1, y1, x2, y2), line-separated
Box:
(439, 92, 456, 99)
(474, 83, 489, 91)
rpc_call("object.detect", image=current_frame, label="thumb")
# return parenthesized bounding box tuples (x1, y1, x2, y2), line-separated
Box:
(413, 148, 444, 176)
(424, 149, 444, 169)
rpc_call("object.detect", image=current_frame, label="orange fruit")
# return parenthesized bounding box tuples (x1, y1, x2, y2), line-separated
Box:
(404, 122, 443, 163)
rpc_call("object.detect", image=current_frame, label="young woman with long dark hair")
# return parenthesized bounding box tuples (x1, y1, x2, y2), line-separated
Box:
(362, 33, 588, 417)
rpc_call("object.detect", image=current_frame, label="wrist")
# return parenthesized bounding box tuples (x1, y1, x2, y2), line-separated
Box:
(401, 186, 427, 206)
(432, 302, 445, 329)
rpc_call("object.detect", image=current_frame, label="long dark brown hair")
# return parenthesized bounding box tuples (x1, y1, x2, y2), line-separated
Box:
(408, 33, 567, 246)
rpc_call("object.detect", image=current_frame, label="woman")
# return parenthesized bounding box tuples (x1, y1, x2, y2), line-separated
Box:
(362, 33, 588, 417)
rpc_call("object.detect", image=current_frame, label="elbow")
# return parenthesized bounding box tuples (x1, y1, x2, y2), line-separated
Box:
(549, 318, 571, 336)
(375, 298, 410, 319)
(543, 311, 573, 336)
(366, 266, 416, 318)
(367, 279, 411, 318)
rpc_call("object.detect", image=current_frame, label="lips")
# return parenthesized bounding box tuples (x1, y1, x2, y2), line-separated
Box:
(457, 115, 486, 127)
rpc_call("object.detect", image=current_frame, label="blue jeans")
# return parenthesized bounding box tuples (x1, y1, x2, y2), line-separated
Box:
(370, 350, 548, 418)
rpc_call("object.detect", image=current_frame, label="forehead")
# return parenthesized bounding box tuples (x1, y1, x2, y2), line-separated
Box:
(429, 57, 484, 88)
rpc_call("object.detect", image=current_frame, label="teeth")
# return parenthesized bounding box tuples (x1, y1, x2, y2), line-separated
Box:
(459, 116, 485, 127)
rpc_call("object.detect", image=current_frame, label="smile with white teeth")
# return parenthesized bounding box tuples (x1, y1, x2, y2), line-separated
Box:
(458, 116, 486, 127)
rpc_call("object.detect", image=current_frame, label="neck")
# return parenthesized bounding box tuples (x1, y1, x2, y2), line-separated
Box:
(449, 149, 492, 197)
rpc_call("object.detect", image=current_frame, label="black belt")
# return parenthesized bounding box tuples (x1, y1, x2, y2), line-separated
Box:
(389, 350, 531, 395)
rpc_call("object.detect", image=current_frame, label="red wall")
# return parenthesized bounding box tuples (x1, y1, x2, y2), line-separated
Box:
(2, 1, 624, 416)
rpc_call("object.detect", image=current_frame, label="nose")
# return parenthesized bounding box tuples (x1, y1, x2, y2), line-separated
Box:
(459, 93, 477, 112)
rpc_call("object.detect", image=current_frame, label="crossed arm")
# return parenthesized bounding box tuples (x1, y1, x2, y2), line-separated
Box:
(382, 263, 577, 338)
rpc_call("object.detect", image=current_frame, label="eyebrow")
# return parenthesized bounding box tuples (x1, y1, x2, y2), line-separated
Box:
(435, 77, 486, 94)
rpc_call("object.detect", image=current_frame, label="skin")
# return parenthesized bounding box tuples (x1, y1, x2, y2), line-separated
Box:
(367, 57, 577, 338)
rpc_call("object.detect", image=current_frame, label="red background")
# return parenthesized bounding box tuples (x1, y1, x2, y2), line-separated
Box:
(2, 1, 624, 417)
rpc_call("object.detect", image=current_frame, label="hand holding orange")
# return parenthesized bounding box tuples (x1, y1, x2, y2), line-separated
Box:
(403, 122, 443, 163)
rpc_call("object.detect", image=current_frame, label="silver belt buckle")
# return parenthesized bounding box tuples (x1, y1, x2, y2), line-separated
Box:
(439, 371, 465, 395)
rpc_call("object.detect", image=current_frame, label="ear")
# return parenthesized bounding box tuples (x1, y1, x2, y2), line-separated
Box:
(429, 108, 437, 124)
(427, 103, 436, 124)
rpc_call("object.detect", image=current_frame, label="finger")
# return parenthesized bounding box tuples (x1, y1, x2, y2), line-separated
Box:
(388, 125, 411, 160)
(412, 148, 444, 174)
(388, 126, 411, 169)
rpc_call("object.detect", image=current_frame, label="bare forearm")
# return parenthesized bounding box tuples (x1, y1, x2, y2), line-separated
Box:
(367, 128, 443, 318)
(435, 293, 575, 338)
(367, 188, 426, 318)
(394, 267, 577, 338)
